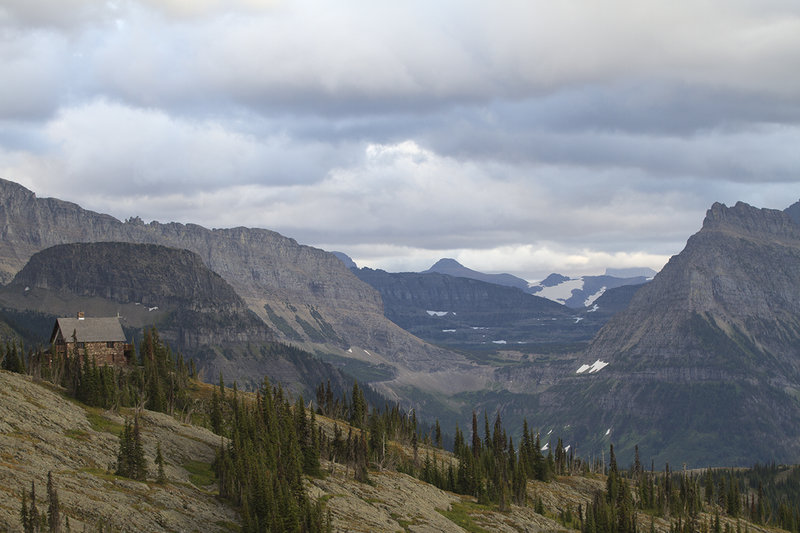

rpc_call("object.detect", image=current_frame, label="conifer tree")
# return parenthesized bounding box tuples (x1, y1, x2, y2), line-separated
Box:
(132, 416, 147, 481)
(21, 488, 30, 533)
(453, 423, 464, 457)
(210, 386, 223, 435)
(29, 480, 39, 533)
(471, 411, 481, 458)
(349, 381, 366, 429)
(156, 441, 166, 484)
(47, 471, 60, 533)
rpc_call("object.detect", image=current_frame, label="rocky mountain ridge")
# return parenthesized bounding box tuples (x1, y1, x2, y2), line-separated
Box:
(558, 200, 800, 465)
(0, 179, 474, 394)
(422, 257, 651, 309)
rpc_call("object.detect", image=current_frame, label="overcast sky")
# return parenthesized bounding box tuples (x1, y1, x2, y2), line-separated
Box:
(2, 1, 799, 280)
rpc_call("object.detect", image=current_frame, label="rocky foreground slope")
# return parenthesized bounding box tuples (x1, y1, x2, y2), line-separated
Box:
(0, 370, 238, 531)
(0, 369, 603, 532)
(2, 370, 785, 533)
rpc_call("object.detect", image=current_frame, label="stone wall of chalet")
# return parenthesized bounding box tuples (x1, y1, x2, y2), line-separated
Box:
(55, 341, 129, 366)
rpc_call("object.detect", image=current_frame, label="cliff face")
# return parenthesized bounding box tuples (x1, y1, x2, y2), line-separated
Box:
(584, 201, 800, 377)
(556, 201, 800, 465)
(9, 242, 246, 312)
(1, 241, 272, 346)
(0, 179, 468, 379)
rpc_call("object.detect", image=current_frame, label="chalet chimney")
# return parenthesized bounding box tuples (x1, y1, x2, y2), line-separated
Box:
(77, 311, 85, 320)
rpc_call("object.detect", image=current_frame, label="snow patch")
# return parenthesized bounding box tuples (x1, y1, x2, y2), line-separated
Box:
(574, 317, 584, 323)
(587, 304, 599, 313)
(426, 310, 448, 317)
(564, 445, 571, 453)
(442, 329, 456, 333)
(576, 359, 610, 374)
(534, 278, 584, 304)
(541, 443, 549, 452)
(148, 306, 158, 312)
(584, 287, 606, 307)
(604, 428, 611, 436)
(492, 340, 507, 345)
(347, 348, 353, 353)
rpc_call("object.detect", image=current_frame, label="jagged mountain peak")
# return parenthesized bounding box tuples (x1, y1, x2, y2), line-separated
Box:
(569, 199, 800, 465)
(701, 200, 800, 241)
(331, 251, 357, 269)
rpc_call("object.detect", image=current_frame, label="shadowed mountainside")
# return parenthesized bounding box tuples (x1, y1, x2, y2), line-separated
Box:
(0, 242, 354, 397)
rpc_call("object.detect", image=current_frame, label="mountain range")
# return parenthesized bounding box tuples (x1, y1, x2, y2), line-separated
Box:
(2, 177, 800, 467)
(350, 266, 642, 351)
(0, 178, 474, 398)
(421, 257, 653, 308)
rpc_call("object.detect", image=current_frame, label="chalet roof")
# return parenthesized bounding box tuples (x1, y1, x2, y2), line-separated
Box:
(51, 317, 127, 344)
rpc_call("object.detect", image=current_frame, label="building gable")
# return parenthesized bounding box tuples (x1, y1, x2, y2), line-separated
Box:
(50, 316, 127, 345)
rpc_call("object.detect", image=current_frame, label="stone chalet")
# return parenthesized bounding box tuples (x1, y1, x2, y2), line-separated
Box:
(50, 313, 132, 366)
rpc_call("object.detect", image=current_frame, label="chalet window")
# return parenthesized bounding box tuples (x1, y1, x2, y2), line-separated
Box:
(77, 342, 85, 349)
(107, 341, 115, 348)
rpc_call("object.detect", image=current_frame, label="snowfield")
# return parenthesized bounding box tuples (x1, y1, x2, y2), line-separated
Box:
(576, 359, 610, 374)
(584, 287, 606, 306)
(534, 278, 584, 304)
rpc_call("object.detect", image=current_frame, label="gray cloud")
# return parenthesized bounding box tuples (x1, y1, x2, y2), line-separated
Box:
(1, 0, 800, 279)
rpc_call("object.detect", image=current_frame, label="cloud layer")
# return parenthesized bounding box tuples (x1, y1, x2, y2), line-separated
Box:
(1, 1, 799, 279)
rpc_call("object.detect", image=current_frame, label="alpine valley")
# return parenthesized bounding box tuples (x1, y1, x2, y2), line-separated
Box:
(2, 177, 800, 472)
